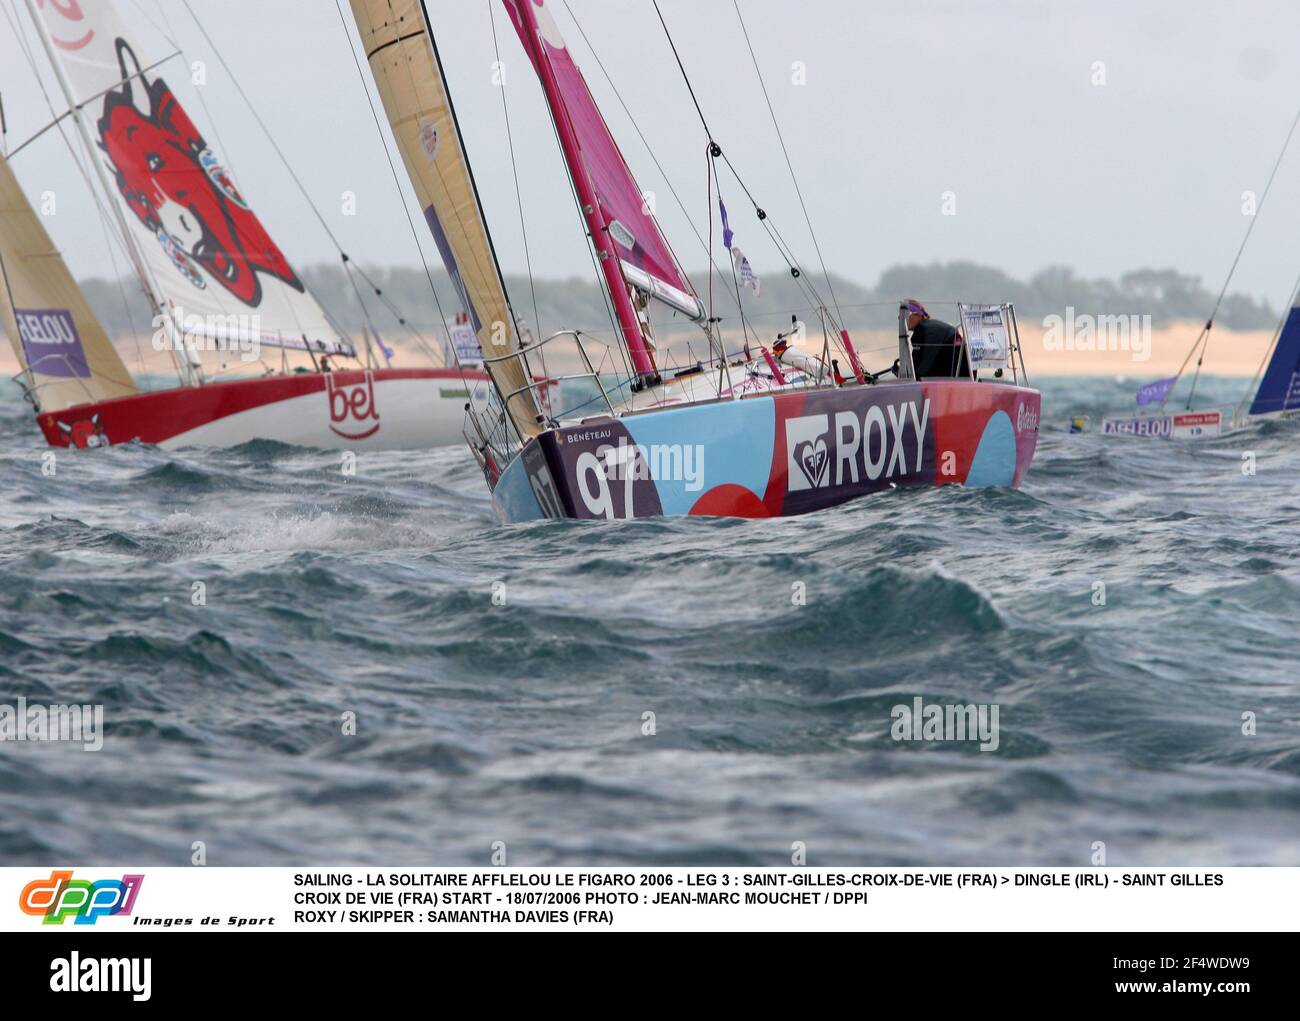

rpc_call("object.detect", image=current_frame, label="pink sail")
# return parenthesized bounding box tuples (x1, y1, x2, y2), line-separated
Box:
(504, 0, 701, 321)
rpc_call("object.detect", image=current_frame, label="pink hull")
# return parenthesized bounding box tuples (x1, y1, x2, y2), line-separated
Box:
(490, 379, 1041, 522)
(35, 368, 489, 451)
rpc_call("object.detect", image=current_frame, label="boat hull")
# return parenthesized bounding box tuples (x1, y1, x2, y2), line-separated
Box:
(35, 368, 489, 451)
(1100, 409, 1225, 439)
(490, 379, 1041, 522)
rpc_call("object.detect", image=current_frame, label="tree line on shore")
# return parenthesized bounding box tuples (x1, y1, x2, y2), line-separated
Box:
(78, 260, 1279, 341)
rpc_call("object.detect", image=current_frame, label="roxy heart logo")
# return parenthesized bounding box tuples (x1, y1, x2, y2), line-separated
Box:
(798, 438, 828, 487)
(327, 371, 381, 440)
(19, 870, 144, 925)
(785, 414, 830, 490)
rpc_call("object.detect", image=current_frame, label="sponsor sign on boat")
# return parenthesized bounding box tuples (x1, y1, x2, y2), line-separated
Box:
(1102, 410, 1222, 438)
(959, 304, 1010, 370)
(445, 314, 482, 367)
(16, 308, 90, 379)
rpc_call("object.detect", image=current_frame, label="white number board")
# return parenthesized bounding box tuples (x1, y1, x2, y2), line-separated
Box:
(959, 304, 1010, 370)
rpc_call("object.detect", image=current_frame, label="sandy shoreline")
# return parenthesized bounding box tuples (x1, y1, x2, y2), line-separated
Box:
(781, 321, 1276, 379)
(0, 319, 1280, 381)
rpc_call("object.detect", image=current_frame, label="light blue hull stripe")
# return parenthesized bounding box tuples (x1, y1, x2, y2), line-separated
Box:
(965, 410, 1016, 487)
(622, 397, 776, 516)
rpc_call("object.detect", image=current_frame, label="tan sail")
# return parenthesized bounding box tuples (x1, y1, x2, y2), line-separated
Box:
(0, 151, 137, 412)
(348, 0, 539, 437)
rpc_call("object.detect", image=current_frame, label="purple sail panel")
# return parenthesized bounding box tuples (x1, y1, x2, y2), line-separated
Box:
(17, 309, 90, 379)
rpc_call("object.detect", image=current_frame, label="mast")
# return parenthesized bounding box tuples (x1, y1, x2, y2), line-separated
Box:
(21, 0, 197, 386)
(346, 0, 541, 439)
(512, 0, 658, 383)
(422, 0, 526, 391)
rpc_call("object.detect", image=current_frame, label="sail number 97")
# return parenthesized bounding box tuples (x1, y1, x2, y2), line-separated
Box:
(576, 446, 640, 519)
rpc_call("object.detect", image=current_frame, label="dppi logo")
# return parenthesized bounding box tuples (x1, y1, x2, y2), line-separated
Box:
(327, 371, 381, 440)
(785, 398, 931, 492)
(20, 870, 144, 925)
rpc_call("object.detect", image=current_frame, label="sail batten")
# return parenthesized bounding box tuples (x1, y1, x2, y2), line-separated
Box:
(347, 0, 539, 438)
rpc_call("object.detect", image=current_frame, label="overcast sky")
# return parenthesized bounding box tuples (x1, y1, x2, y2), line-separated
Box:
(4, 0, 1300, 308)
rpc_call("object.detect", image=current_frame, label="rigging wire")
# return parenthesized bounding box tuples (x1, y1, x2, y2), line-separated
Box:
(488, 0, 542, 338)
(330, 0, 478, 392)
(137, 0, 242, 188)
(488, 0, 547, 380)
(708, 152, 756, 358)
(544, 0, 706, 355)
(560, 0, 744, 323)
(649, 0, 847, 349)
(650, 0, 716, 143)
(731, 0, 843, 325)
(175, 0, 352, 359)
(1236, 269, 1300, 421)
(518, 10, 629, 380)
(181, 0, 440, 363)
(1171, 96, 1300, 410)
(3, 49, 183, 159)
(2, 0, 160, 388)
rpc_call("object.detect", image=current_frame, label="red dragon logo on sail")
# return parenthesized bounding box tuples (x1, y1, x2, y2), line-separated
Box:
(94, 38, 304, 307)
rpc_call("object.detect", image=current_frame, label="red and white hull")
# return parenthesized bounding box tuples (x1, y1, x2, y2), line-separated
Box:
(36, 368, 489, 451)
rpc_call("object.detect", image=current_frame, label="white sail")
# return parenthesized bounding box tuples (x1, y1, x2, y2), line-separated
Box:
(26, 0, 345, 354)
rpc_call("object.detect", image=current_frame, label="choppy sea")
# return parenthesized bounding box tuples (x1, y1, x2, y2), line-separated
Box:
(1, 375, 1297, 866)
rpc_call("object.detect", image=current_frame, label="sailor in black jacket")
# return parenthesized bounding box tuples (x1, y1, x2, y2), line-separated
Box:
(903, 299, 971, 379)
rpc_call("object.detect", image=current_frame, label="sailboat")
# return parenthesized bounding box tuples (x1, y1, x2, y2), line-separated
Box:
(1097, 293, 1300, 438)
(346, 0, 1041, 520)
(1091, 89, 1300, 440)
(1, 0, 487, 450)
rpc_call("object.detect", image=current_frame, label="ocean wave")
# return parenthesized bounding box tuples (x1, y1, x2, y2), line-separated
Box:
(2, 377, 1300, 864)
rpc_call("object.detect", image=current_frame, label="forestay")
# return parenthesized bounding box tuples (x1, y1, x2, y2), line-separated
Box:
(348, 0, 539, 438)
